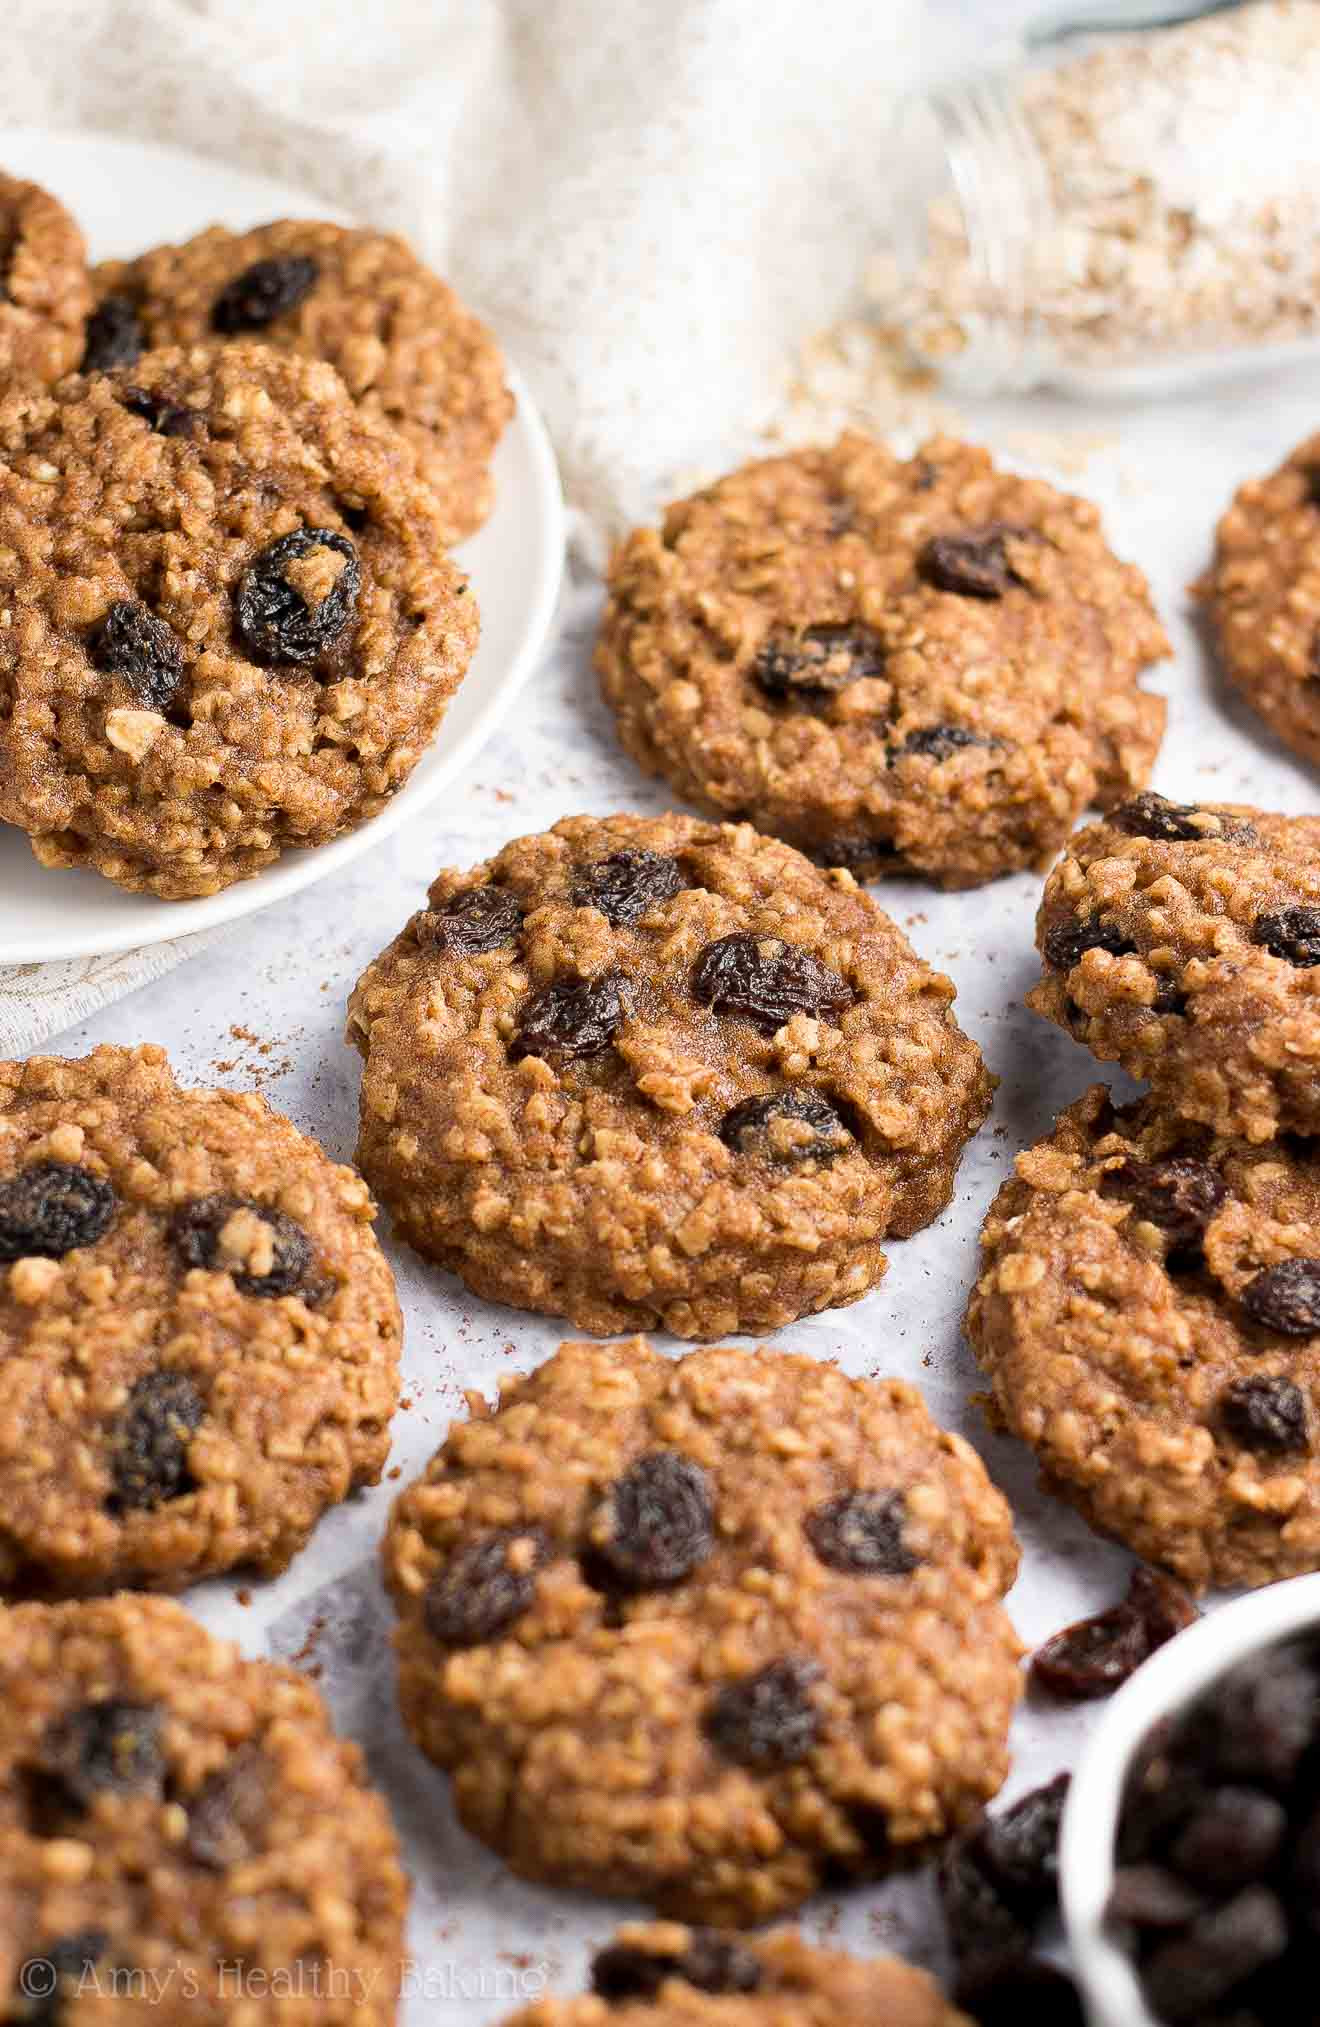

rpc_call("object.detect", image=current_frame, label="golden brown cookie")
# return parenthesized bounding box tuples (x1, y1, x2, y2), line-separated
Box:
(0, 171, 90, 386)
(0, 1044, 400, 1595)
(347, 811, 994, 1339)
(385, 1336, 1022, 1925)
(0, 342, 478, 899)
(1030, 792, 1320, 1143)
(93, 220, 513, 544)
(0, 1593, 407, 2026)
(1200, 431, 1320, 768)
(503, 1924, 969, 2027)
(967, 1083, 1320, 1592)
(596, 433, 1168, 889)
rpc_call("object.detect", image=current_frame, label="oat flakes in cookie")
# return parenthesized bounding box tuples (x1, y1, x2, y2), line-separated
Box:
(596, 433, 1168, 889)
(503, 1924, 969, 2026)
(0, 1044, 400, 1595)
(0, 171, 91, 387)
(1200, 430, 1320, 770)
(1030, 793, 1320, 1143)
(347, 811, 993, 1338)
(0, 341, 477, 899)
(967, 1082, 1320, 1591)
(93, 220, 513, 544)
(384, 1336, 1022, 1925)
(0, 1593, 407, 2027)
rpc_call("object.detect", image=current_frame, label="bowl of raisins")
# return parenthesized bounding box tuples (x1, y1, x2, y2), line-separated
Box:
(1062, 1571, 1320, 2027)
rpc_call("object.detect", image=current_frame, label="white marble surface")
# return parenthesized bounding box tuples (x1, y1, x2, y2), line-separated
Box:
(41, 14, 1320, 2025)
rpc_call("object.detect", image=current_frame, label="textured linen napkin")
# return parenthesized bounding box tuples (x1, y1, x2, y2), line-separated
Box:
(0, 0, 928, 1048)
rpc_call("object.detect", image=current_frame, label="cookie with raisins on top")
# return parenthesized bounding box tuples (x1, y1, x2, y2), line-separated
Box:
(0, 1044, 399, 1594)
(384, 1335, 1021, 1925)
(1031, 793, 1320, 1142)
(347, 810, 993, 1338)
(968, 1083, 1320, 1591)
(501, 1924, 970, 2025)
(596, 433, 1168, 889)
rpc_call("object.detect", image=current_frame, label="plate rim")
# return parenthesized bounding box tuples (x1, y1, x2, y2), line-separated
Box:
(0, 128, 566, 965)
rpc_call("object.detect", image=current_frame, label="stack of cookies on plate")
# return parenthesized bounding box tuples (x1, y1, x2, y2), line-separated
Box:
(0, 170, 512, 900)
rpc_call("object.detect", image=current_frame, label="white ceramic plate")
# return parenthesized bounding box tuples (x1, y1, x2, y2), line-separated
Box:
(0, 130, 565, 962)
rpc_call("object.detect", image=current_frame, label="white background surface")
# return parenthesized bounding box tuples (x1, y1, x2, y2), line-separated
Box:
(29, 2, 1320, 2018)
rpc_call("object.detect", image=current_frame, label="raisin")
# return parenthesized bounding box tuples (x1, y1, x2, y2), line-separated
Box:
(211, 254, 318, 334)
(171, 1196, 312, 1298)
(918, 524, 1031, 598)
(803, 833, 903, 876)
(1170, 1787, 1287, 1892)
(119, 385, 198, 436)
(0, 1162, 115, 1262)
(1112, 1155, 1226, 1266)
(804, 1490, 918, 1576)
(704, 1656, 823, 1768)
(81, 295, 143, 372)
(1186, 1646, 1319, 1789)
(938, 1843, 1034, 1969)
(1108, 1863, 1208, 1931)
(572, 849, 685, 926)
(717, 1091, 852, 1164)
(1041, 912, 1135, 972)
(36, 1701, 165, 1812)
(418, 886, 523, 956)
(692, 933, 852, 1031)
(890, 725, 994, 764)
(511, 970, 629, 1062)
(1242, 1258, 1320, 1336)
(591, 1933, 762, 2003)
(108, 1371, 206, 1512)
(235, 528, 361, 666)
(978, 1773, 1071, 1913)
(1252, 906, 1320, 968)
(1032, 1565, 1196, 1702)
(953, 1959, 1086, 2027)
(12, 1932, 109, 2027)
(1141, 1887, 1287, 2023)
(186, 1745, 270, 1868)
(424, 1528, 549, 1647)
(590, 1452, 714, 1590)
(89, 599, 186, 713)
(753, 624, 884, 700)
(1222, 1375, 1309, 1456)
(1112, 791, 1257, 846)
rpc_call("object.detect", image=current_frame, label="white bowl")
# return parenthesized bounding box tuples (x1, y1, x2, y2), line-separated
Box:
(1061, 1571, 1320, 2027)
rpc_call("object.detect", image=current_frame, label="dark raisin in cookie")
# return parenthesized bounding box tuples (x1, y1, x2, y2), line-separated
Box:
(967, 1084, 1320, 1590)
(0, 1044, 399, 1593)
(597, 433, 1167, 889)
(1030, 797, 1320, 1142)
(384, 1335, 1021, 1924)
(348, 811, 993, 1338)
(0, 1595, 406, 2025)
(93, 219, 513, 544)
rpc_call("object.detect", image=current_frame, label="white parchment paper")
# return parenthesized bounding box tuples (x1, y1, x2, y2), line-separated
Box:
(45, 332, 1320, 2016)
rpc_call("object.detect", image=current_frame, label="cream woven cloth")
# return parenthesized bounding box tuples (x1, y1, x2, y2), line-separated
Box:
(0, 0, 934, 1049)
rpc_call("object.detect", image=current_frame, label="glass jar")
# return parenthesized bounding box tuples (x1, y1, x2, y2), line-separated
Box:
(873, 0, 1320, 397)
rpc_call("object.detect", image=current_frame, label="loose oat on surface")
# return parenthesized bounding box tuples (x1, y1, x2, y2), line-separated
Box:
(94, 220, 513, 544)
(1199, 429, 1320, 772)
(384, 1336, 1022, 1926)
(0, 342, 478, 898)
(348, 811, 993, 1339)
(0, 171, 90, 387)
(0, 1043, 400, 1594)
(967, 1083, 1320, 1592)
(0, 1593, 407, 2026)
(502, 1923, 969, 2026)
(596, 435, 1167, 890)
(1030, 793, 1320, 1144)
